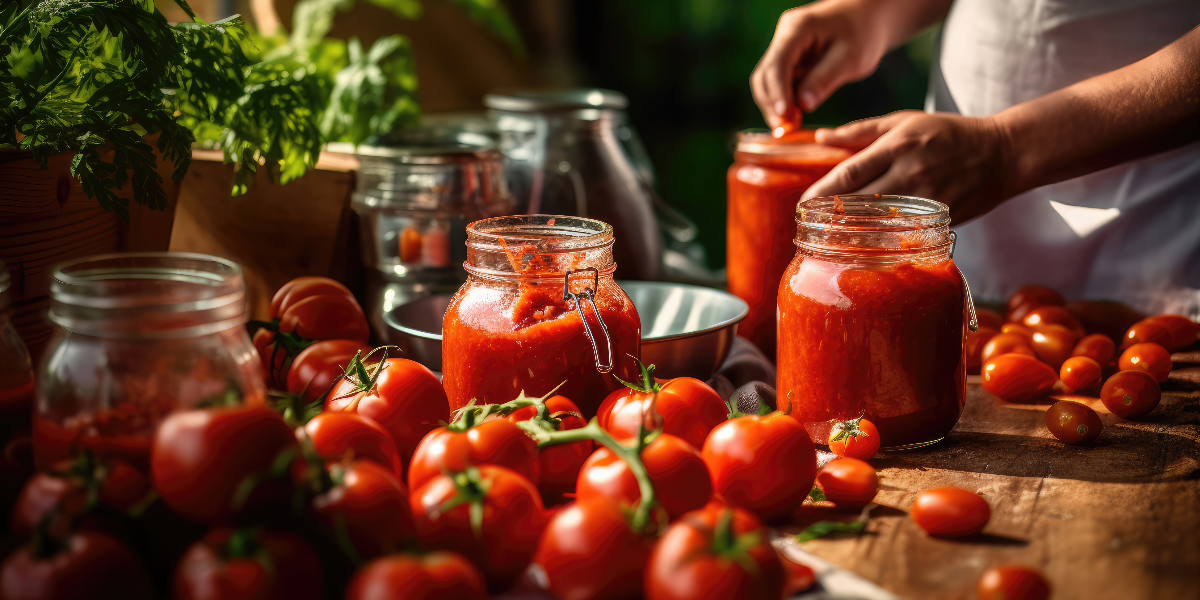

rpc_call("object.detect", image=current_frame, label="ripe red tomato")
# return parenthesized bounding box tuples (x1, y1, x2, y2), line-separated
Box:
(346, 552, 486, 600)
(910, 487, 990, 537)
(531, 498, 656, 600)
(1, 531, 156, 600)
(1121, 319, 1171, 350)
(288, 340, 372, 402)
(782, 558, 817, 595)
(328, 357, 450, 466)
(407, 419, 540, 492)
(1000, 322, 1036, 338)
(828, 417, 880, 460)
(151, 406, 297, 524)
(1006, 285, 1065, 322)
(508, 395, 592, 503)
(270, 277, 359, 319)
(701, 413, 815, 522)
(1059, 356, 1101, 393)
(303, 412, 403, 478)
(1142, 315, 1200, 351)
(965, 326, 999, 373)
(174, 528, 324, 600)
(578, 433, 712, 521)
(256, 278, 370, 387)
(597, 375, 727, 451)
(1044, 401, 1103, 445)
(815, 458, 879, 506)
(410, 465, 546, 592)
(1100, 370, 1161, 419)
(980, 333, 1037, 365)
(975, 308, 1005, 331)
(1028, 324, 1079, 369)
(977, 565, 1051, 600)
(10, 459, 150, 539)
(277, 293, 370, 343)
(1022, 305, 1084, 335)
(644, 503, 784, 600)
(981, 355, 1058, 402)
(309, 460, 415, 560)
(1118, 342, 1172, 383)
(1072, 334, 1115, 365)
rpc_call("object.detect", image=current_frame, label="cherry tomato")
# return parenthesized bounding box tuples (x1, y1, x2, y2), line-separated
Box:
(174, 528, 324, 600)
(910, 487, 990, 537)
(1000, 322, 1036, 338)
(980, 333, 1036, 365)
(1118, 342, 1172, 383)
(828, 417, 880, 460)
(328, 357, 450, 467)
(309, 460, 415, 560)
(1121, 319, 1171, 350)
(815, 458, 879, 506)
(644, 502, 784, 600)
(1045, 401, 1103, 445)
(508, 395, 592, 503)
(1142, 315, 1200, 350)
(1028, 324, 1079, 369)
(578, 433, 712, 521)
(303, 411, 403, 478)
(1059, 356, 1102, 393)
(288, 340, 372, 402)
(965, 326, 999, 373)
(1072, 334, 1115, 365)
(408, 419, 540, 492)
(151, 406, 297, 524)
(531, 498, 655, 600)
(981, 355, 1058, 402)
(977, 565, 1051, 600)
(597, 375, 728, 451)
(1022, 305, 1085, 337)
(1, 531, 156, 600)
(1007, 285, 1065, 322)
(410, 465, 546, 592)
(975, 308, 1005, 331)
(347, 552, 486, 600)
(1100, 370, 1161, 419)
(701, 413, 815, 522)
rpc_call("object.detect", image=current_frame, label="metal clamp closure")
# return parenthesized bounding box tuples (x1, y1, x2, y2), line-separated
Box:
(563, 267, 614, 373)
(949, 231, 979, 332)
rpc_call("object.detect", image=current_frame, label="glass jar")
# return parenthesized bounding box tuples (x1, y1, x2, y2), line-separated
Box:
(0, 260, 35, 505)
(33, 253, 265, 471)
(442, 215, 641, 417)
(727, 130, 850, 359)
(777, 196, 968, 449)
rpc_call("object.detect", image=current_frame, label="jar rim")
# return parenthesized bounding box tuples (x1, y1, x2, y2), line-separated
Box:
(466, 215, 614, 253)
(797, 195, 951, 230)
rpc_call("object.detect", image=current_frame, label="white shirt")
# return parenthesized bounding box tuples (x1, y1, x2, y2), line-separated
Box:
(930, 0, 1200, 317)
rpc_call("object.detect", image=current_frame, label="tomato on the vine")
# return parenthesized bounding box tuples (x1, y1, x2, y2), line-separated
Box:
(828, 416, 880, 460)
(508, 395, 592, 503)
(1118, 342, 1172, 383)
(10, 457, 150, 539)
(1045, 401, 1102, 445)
(815, 458, 879, 506)
(1100, 370, 1161, 419)
(597, 362, 727, 451)
(307, 459, 415, 560)
(1072, 334, 1115, 365)
(303, 411, 403, 478)
(910, 487, 990, 537)
(531, 498, 656, 600)
(407, 418, 540, 492)
(1059, 356, 1101, 393)
(977, 565, 1051, 600)
(255, 277, 369, 387)
(288, 340, 372, 402)
(577, 433, 712, 521)
(174, 528, 324, 600)
(346, 552, 486, 600)
(981, 355, 1058, 402)
(701, 412, 815, 521)
(1, 531, 156, 600)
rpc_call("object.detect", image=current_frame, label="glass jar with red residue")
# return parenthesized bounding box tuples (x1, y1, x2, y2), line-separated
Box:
(0, 260, 36, 504)
(442, 216, 641, 418)
(777, 196, 972, 449)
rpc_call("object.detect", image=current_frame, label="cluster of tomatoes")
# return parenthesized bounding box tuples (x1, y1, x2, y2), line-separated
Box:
(966, 285, 1197, 445)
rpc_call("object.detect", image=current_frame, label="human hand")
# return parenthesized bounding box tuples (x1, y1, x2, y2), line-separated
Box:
(802, 111, 1016, 223)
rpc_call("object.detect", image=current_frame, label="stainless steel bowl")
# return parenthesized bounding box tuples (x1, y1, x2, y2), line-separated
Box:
(378, 281, 748, 379)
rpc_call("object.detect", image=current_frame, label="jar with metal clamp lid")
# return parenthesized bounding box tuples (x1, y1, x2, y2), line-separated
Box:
(442, 215, 641, 417)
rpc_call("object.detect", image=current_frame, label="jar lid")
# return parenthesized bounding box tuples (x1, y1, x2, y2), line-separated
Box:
(733, 128, 851, 160)
(484, 88, 628, 112)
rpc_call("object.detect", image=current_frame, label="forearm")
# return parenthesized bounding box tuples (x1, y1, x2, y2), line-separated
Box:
(995, 25, 1200, 197)
(858, 0, 954, 50)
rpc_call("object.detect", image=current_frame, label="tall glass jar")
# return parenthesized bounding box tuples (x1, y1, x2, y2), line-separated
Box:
(777, 196, 967, 449)
(33, 253, 265, 471)
(727, 130, 850, 359)
(0, 260, 35, 515)
(442, 216, 641, 417)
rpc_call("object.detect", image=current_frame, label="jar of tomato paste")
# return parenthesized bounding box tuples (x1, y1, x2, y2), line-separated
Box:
(33, 253, 266, 471)
(727, 130, 851, 359)
(442, 215, 641, 417)
(777, 196, 971, 449)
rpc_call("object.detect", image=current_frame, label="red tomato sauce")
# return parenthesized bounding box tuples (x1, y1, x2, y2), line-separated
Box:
(32, 397, 180, 472)
(0, 380, 34, 419)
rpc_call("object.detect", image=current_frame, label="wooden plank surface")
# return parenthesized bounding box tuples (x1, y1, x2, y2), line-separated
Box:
(784, 384, 1200, 600)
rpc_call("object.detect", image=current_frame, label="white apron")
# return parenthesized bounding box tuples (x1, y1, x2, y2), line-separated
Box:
(929, 0, 1200, 317)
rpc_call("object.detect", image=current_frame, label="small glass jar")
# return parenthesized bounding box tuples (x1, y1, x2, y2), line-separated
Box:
(442, 216, 641, 417)
(0, 260, 35, 467)
(33, 253, 265, 471)
(727, 130, 850, 359)
(777, 196, 968, 449)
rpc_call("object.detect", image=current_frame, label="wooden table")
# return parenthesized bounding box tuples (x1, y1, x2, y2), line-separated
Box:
(781, 382, 1200, 600)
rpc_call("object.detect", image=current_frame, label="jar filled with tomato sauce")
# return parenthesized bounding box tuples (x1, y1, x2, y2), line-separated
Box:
(442, 216, 641, 417)
(778, 196, 969, 449)
(727, 130, 851, 359)
(33, 253, 266, 471)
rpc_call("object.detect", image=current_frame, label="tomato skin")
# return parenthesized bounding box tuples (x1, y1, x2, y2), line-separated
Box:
(508, 396, 592, 503)
(151, 406, 297, 524)
(815, 458, 879, 506)
(981, 355, 1058, 402)
(1072, 334, 1115, 365)
(1028, 324, 1079, 369)
(287, 340, 372, 402)
(410, 465, 547, 592)
(644, 503, 784, 600)
(980, 333, 1036, 365)
(597, 377, 728, 451)
(303, 412, 403, 478)
(1, 531, 156, 600)
(782, 559, 817, 595)
(1142, 315, 1200, 351)
(347, 552, 486, 600)
(965, 326, 999, 373)
(999, 322, 1035, 338)
(310, 460, 415, 560)
(1006, 285, 1065, 322)
(174, 528, 324, 600)
(270, 277, 358, 319)
(1022, 305, 1085, 337)
(1121, 319, 1171, 351)
(532, 498, 655, 600)
(828, 418, 880, 460)
(1100, 370, 1161, 419)
(977, 565, 1051, 600)
(1059, 356, 1102, 393)
(328, 358, 450, 467)
(1118, 342, 1172, 383)
(1045, 401, 1103, 445)
(910, 487, 990, 537)
(578, 433, 713, 521)
(702, 414, 815, 521)
(407, 419, 540, 492)
(975, 309, 1005, 331)
(278, 294, 370, 343)
(10, 460, 150, 539)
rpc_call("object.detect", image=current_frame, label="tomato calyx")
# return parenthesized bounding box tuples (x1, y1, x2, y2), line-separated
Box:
(828, 415, 870, 444)
(794, 505, 873, 542)
(270, 390, 324, 428)
(708, 508, 763, 572)
(612, 356, 662, 394)
(331, 347, 398, 411)
(434, 466, 494, 539)
(725, 392, 775, 420)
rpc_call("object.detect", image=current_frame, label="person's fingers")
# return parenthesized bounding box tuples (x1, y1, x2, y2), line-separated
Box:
(815, 111, 918, 150)
(801, 142, 898, 201)
(795, 41, 857, 112)
(754, 10, 818, 125)
(750, 70, 780, 129)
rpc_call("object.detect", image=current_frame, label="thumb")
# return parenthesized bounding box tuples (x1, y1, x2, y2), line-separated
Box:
(815, 111, 917, 150)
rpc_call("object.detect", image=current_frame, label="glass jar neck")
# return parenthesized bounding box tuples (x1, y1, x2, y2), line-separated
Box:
(795, 196, 953, 264)
(464, 215, 616, 282)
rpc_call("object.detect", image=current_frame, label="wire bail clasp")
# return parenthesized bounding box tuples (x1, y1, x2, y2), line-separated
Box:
(563, 267, 614, 373)
(948, 231, 979, 332)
